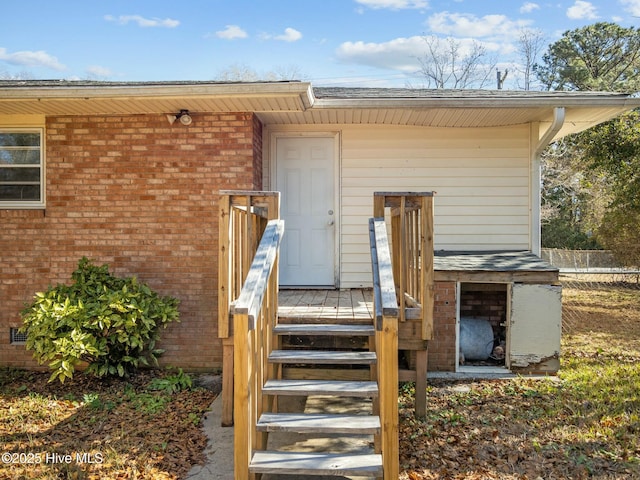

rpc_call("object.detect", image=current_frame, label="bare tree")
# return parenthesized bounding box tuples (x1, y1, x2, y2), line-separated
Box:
(416, 36, 496, 89)
(516, 28, 546, 90)
(215, 63, 305, 82)
(0, 69, 33, 80)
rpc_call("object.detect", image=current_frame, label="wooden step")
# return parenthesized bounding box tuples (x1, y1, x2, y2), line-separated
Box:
(273, 323, 375, 336)
(257, 412, 380, 434)
(269, 350, 377, 365)
(250, 451, 383, 476)
(262, 379, 378, 397)
(277, 316, 373, 326)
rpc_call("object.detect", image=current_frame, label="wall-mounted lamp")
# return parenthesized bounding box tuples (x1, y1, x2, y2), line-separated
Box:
(167, 109, 193, 126)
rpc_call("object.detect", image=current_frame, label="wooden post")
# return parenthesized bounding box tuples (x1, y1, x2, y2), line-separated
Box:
(233, 312, 253, 480)
(219, 195, 232, 339)
(398, 196, 407, 323)
(378, 316, 399, 480)
(218, 195, 234, 426)
(415, 349, 428, 418)
(421, 195, 435, 340)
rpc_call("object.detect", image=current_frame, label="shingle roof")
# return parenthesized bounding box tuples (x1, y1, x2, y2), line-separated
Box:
(434, 251, 558, 272)
(313, 86, 632, 100)
(0, 80, 633, 100)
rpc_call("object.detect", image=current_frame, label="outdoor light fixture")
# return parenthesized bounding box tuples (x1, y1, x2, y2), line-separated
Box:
(167, 109, 193, 126)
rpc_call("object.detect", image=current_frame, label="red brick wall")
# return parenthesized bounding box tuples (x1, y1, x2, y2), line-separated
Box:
(428, 281, 457, 371)
(460, 283, 507, 338)
(0, 112, 262, 371)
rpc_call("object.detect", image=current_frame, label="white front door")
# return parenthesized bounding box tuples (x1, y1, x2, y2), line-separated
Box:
(275, 136, 336, 286)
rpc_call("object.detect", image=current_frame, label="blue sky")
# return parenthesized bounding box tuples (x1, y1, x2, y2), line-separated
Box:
(1, 0, 639, 88)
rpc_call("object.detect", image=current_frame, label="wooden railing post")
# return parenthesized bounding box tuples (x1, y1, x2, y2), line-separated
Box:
(373, 192, 435, 420)
(218, 191, 280, 427)
(233, 309, 253, 480)
(369, 218, 399, 480)
(421, 195, 435, 340)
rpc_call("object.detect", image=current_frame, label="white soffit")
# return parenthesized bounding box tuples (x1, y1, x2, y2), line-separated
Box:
(0, 81, 638, 134)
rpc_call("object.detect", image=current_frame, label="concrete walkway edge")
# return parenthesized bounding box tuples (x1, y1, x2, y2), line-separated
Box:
(185, 395, 234, 479)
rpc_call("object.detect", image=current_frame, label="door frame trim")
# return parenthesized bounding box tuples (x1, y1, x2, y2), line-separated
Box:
(266, 129, 341, 287)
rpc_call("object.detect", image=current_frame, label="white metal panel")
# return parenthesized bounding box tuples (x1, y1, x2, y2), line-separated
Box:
(508, 284, 562, 369)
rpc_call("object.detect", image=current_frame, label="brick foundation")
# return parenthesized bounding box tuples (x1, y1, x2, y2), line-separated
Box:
(427, 281, 457, 371)
(0, 113, 262, 371)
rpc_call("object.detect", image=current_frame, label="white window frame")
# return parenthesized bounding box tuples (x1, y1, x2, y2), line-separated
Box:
(0, 128, 45, 209)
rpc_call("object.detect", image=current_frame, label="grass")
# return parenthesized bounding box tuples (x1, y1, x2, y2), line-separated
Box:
(399, 280, 640, 479)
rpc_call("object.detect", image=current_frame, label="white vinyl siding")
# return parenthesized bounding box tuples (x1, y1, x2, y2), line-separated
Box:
(339, 124, 531, 288)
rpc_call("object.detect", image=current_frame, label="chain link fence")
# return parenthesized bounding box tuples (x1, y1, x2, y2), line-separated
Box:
(559, 272, 640, 335)
(541, 249, 640, 335)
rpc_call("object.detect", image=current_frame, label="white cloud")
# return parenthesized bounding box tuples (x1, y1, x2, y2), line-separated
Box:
(335, 36, 433, 72)
(104, 14, 180, 28)
(354, 0, 428, 9)
(0, 47, 65, 71)
(262, 28, 303, 42)
(335, 34, 513, 75)
(85, 65, 112, 78)
(427, 12, 531, 38)
(520, 2, 540, 13)
(620, 0, 640, 16)
(566, 1, 598, 19)
(215, 25, 248, 40)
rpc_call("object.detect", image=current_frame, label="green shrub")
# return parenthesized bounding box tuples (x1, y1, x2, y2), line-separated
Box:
(20, 257, 180, 383)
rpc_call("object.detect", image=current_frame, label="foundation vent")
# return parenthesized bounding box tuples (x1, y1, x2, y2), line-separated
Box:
(10, 328, 27, 345)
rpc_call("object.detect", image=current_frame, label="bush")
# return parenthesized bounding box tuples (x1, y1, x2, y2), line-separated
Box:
(20, 258, 180, 383)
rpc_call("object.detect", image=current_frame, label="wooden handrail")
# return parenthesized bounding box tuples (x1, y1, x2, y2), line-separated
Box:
(218, 190, 279, 426)
(370, 218, 400, 325)
(369, 217, 399, 480)
(232, 219, 284, 480)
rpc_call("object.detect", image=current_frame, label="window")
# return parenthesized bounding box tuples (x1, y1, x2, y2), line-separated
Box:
(0, 129, 44, 208)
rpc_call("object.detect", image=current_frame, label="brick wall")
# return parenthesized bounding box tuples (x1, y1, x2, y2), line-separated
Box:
(0, 112, 262, 371)
(460, 283, 507, 340)
(428, 281, 457, 371)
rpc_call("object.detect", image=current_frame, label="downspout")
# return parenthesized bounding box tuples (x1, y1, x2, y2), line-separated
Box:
(535, 107, 566, 157)
(531, 107, 565, 255)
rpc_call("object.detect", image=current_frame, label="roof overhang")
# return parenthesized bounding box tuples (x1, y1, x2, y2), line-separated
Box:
(0, 81, 315, 117)
(0, 81, 638, 141)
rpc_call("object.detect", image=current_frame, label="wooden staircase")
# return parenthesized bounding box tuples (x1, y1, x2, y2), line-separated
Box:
(249, 321, 383, 477)
(220, 191, 435, 479)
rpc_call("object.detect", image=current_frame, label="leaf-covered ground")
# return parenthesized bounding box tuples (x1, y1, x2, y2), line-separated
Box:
(399, 280, 640, 479)
(1, 280, 638, 479)
(0, 370, 217, 480)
